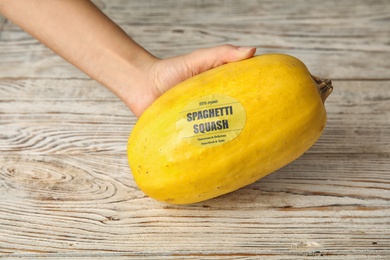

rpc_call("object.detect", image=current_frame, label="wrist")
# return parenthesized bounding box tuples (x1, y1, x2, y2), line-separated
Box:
(99, 43, 159, 116)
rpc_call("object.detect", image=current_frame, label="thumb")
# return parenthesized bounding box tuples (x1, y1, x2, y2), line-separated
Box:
(151, 44, 256, 97)
(184, 44, 256, 75)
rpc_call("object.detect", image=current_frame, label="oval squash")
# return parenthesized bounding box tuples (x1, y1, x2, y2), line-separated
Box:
(127, 53, 333, 204)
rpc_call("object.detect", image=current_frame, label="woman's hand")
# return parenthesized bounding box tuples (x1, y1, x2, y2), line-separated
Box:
(128, 45, 256, 117)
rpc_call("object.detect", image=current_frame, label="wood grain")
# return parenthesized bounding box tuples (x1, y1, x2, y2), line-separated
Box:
(1, 0, 390, 259)
(1, 79, 388, 155)
(1, 0, 390, 79)
(0, 154, 389, 258)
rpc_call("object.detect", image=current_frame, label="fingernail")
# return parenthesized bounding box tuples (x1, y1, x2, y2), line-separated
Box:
(237, 46, 256, 51)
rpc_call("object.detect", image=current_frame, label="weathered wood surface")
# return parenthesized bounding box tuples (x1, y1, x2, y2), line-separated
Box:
(0, 0, 389, 259)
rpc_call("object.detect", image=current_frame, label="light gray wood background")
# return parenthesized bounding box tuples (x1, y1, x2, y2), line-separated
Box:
(1, 0, 389, 259)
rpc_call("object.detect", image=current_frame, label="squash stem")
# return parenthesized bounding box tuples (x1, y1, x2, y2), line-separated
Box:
(311, 75, 333, 102)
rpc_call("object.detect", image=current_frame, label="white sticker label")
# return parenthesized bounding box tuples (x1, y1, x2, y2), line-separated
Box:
(176, 94, 246, 147)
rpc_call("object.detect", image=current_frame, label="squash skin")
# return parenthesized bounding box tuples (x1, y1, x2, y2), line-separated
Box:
(127, 54, 330, 204)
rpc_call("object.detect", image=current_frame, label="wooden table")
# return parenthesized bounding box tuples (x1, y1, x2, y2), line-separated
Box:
(1, 0, 389, 258)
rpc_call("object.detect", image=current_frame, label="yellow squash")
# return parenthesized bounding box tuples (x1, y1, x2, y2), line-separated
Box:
(127, 54, 333, 204)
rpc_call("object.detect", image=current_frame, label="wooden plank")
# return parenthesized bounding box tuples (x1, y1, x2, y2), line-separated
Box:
(1, 79, 389, 155)
(0, 79, 133, 154)
(313, 79, 390, 154)
(0, 78, 115, 99)
(1, 0, 389, 79)
(0, 153, 389, 258)
(0, 15, 5, 36)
